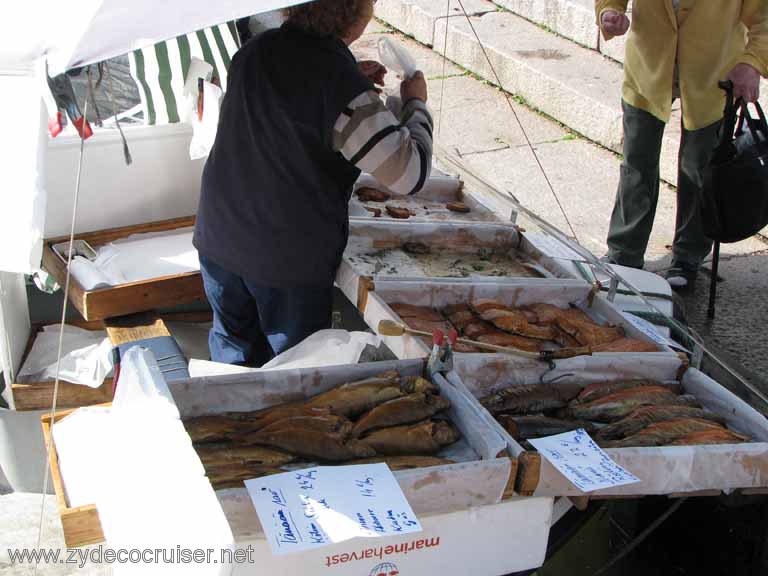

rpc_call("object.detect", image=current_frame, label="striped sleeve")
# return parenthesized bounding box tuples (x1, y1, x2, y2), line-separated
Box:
(333, 90, 433, 195)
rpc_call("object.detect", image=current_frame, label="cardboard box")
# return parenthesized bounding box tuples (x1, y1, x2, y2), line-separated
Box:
(361, 279, 673, 360)
(449, 355, 768, 497)
(336, 220, 581, 311)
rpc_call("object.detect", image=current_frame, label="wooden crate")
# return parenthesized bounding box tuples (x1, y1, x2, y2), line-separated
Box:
(42, 216, 205, 321)
(11, 321, 113, 411)
(40, 407, 106, 548)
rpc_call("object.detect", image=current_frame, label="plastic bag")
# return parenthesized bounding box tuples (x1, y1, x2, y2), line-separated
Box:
(377, 37, 417, 79)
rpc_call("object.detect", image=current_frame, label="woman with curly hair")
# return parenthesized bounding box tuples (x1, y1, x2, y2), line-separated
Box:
(194, 0, 433, 366)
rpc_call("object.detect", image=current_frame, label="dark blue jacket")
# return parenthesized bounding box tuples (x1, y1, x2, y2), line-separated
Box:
(193, 24, 372, 287)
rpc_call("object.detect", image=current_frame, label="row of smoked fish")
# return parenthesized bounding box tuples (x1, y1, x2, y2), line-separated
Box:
(479, 379, 751, 448)
(182, 371, 460, 489)
(356, 187, 471, 218)
(389, 300, 658, 354)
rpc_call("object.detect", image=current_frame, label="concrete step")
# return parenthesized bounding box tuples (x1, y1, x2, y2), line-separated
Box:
(375, 2, 683, 182)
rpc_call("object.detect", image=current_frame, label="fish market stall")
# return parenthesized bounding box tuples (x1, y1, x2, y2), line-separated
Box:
(448, 355, 768, 497)
(349, 173, 502, 223)
(361, 279, 672, 360)
(43, 353, 555, 574)
(337, 220, 580, 310)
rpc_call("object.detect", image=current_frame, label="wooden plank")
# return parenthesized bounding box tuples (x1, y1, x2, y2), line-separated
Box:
(42, 217, 205, 321)
(41, 409, 106, 547)
(516, 451, 541, 496)
(357, 277, 375, 312)
(11, 322, 113, 411)
(501, 456, 520, 500)
(105, 314, 171, 346)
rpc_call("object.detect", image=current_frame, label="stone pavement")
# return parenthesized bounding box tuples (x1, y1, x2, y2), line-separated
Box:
(360, 14, 768, 391)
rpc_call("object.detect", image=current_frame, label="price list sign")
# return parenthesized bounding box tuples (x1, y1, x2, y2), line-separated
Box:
(529, 428, 641, 493)
(245, 464, 422, 555)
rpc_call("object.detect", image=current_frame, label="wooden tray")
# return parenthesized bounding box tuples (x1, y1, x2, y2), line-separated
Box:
(42, 216, 205, 321)
(11, 321, 113, 411)
(40, 407, 106, 548)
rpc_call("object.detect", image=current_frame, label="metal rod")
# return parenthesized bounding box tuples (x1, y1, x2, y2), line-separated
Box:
(708, 241, 721, 319)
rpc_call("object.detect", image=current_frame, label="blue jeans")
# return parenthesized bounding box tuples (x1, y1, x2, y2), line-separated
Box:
(199, 255, 333, 367)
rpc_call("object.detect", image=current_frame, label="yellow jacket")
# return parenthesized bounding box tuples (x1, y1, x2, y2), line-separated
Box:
(596, 0, 768, 130)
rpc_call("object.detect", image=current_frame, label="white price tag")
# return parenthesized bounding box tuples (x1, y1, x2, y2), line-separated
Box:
(245, 464, 422, 555)
(623, 313, 689, 353)
(529, 429, 641, 493)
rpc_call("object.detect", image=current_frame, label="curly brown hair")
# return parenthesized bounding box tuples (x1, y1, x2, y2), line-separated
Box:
(285, 0, 373, 38)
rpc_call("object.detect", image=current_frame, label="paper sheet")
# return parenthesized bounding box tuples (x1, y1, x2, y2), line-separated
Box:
(529, 429, 640, 493)
(245, 464, 422, 555)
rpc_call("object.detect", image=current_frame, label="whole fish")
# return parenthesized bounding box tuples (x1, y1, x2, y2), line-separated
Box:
(352, 393, 451, 436)
(463, 321, 497, 339)
(400, 376, 438, 395)
(227, 403, 333, 432)
(305, 372, 403, 418)
(347, 455, 455, 471)
(566, 387, 701, 423)
(591, 338, 659, 353)
(497, 415, 596, 440)
(555, 317, 624, 347)
(480, 383, 583, 415)
(602, 418, 726, 448)
(479, 308, 530, 333)
(360, 420, 460, 455)
(243, 428, 376, 461)
(184, 415, 242, 443)
(253, 414, 353, 438)
(597, 405, 727, 440)
(575, 379, 669, 404)
(206, 464, 285, 490)
(669, 428, 750, 446)
(195, 444, 295, 468)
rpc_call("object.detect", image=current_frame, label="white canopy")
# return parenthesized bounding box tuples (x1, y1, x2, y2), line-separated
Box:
(1, 0, 308, 75)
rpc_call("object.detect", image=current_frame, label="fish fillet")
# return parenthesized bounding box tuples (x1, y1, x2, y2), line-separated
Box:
(352, 393, 451, 436)
(463, 321, 497, 339)
(389, 303, 444, 322)
(591, 338, 659, 353)
(597, 405, 727, 440)
(566, 387, 700, 423)
(525, 303, 592, 325)
(669, 428, 750, 446)
(555, 317, 624, 347)
(360, 420, 460, 455)
(476, 332, 544, 352)
(575, 379, 668, 404)
(603, 418, 727, 448)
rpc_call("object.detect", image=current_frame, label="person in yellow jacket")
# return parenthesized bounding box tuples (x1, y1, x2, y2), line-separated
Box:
(598, 0, 768, 290)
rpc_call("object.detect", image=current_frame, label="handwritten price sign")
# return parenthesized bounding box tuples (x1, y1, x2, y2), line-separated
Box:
(529, 429, 640, 493)
(245, 464, 422, 555)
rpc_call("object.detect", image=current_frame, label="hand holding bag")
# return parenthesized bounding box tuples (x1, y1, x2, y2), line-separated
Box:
(701, 81, 768, 243)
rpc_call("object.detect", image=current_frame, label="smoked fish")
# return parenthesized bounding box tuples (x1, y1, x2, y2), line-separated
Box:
(555, 317, 624, 347)
(360, 420, 460, 455)
(356, 187, 391, 202)
(525, 303, 591, 325)
(597, 405, 726, 440)
(195, 444, 295, 468)
(480, 383, 582, 415)
(566, 387, 700, 423)
(602, 418, 726, 448)
(400, 376, 438, 395)
(347, 455, 455, 471)
(305, 372, 404, 418)
(669, 428, 749, 446)
(254, 414, 354, 438)
(243, 428, 376, 461)
(184, 415, 243, 444)
(574, 379, 669, 404)
(389, 303, 444, 322)
(206, 464, 284, 489)
(352, 393, 451, 436)
(497, 415, 596, 440)
(591, 338, 659, 353)
(476, 332, 544, 352)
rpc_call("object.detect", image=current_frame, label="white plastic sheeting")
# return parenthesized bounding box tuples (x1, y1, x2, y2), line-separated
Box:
(0, 272, 31, 409)
(0, 75, 47, 274)
(0, 0, 310, 75)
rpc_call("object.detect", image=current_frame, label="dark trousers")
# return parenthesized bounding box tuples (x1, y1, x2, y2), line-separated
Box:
(199, 255, 333, 366)
(606, 100, 721, 269)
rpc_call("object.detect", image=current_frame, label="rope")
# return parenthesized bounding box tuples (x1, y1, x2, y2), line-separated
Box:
(453, 0, 580, 244)
(436, 0, 451, 139)
(34, 92, 89, 576)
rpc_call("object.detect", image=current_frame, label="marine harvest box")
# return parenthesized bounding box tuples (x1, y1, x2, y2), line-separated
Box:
(44, 357, 554, 574)
(448, 355, 768, 497)
(336, 219, 582, 310)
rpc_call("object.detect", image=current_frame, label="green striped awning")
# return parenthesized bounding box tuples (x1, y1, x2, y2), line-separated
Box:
(128, 22, 240, 125)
